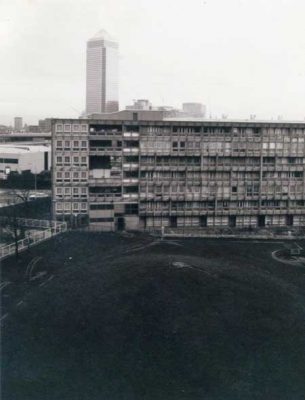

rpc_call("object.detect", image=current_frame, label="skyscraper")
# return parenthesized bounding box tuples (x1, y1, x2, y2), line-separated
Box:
(14, 117, 23, 131)
(86, 29, 119, 115)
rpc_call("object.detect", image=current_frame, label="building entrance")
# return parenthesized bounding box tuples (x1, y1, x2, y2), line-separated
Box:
(117, 217, 125, 231)
(170, 216, 177, 228)
(286, 215, 294, 226)
(229, 216, 236, 228)
(258, 215, 265, 227)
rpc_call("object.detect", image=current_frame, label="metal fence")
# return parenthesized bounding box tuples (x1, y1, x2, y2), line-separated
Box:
(0, 219, 67, 260)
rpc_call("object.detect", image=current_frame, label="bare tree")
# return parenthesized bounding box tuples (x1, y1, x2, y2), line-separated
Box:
(0, 189, 31, 259)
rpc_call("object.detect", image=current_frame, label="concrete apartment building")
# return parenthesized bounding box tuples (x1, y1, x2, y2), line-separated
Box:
(86, 30, 119, 115)
(52, 115, 305, 231)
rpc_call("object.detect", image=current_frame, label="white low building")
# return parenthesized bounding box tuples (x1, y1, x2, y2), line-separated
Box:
(0, 144, 51, 179)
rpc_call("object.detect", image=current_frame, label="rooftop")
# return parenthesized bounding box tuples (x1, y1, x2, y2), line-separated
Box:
(0, 145, 50, 154)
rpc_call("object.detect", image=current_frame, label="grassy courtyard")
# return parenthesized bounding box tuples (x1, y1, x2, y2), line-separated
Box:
(1, 232, 305, 400)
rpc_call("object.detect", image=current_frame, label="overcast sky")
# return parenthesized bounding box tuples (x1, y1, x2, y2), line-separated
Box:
(0, 0, 305, 125)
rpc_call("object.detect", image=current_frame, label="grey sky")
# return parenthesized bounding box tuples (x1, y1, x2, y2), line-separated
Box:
(0, 0, 304, 125)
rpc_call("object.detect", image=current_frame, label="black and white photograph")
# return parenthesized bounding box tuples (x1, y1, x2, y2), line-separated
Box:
(1, 0, 305, 399)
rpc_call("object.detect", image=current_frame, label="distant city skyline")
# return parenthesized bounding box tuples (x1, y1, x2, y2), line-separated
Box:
(1, 0, 305, 125)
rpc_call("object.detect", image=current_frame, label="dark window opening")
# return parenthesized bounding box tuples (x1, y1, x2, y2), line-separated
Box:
(124, 186, 138, 193)
(90, 204, 114, 210)
(125, 204, 138, 214)
(89, 140, 112, 147)
(124, 171, 138, 178)
(229, 216, 236, 227)
(117, 217, 125, 231)
(286, 215, 294, 226)
(125, 125, 139, 132)
(124, 156, 138, 163)
(124, 140, 139, 147)
(263, 157, 275, 165)
(170, 216, 177, 228)
(0, 158, 18, 164)
(89, 156, 111, 169)
(44, 151, 48, 170)
(89, 186, 121, 194)
(200, 215, 207, 227)
(258, 215, 265, 227)
(90, 218, 114, 223)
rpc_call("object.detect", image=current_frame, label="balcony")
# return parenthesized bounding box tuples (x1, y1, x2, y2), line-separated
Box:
(123, 193, 139, 200)
(89, 194, 121, 202)
(123, 163, 139, 169)
(123, 148, 139, 155)
(123, 132, 139, 138)
(123, 178, 139, 184)
(89, 147, 121, 156)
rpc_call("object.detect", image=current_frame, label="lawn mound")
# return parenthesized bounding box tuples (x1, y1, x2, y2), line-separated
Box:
(3, 248, 305, 400)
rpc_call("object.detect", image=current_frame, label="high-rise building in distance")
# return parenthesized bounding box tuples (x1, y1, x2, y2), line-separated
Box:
(182, 103, 206, 118)
(14, 117, 23, 131)
(86, 29, 119, 115)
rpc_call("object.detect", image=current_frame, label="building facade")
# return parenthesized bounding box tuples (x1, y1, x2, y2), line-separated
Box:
(0, 144, 51, 180)
(52, 117, 305, 230)
(86, 30, 119, 115)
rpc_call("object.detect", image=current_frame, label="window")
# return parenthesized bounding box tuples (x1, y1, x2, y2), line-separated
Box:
(81, 141, 87, 148)
(56, 156, 63, 164)
(64, 172, 70, 180)
(56, 172, 63, 180)
(81, 171, 87, 180)
(56, 202, 63, 210)
(81, 124, 87, 132)
(64, 156, 70, 164)
(2, 158, 18, 164)
(56, 187, 63, 196)
(73, 188, 79, 196)
(81, 202, 87, 210)
(73, 140, 79, 149)
(73, 156, 79, 164)
(90, 204, 113, 210)
(56, 140, 63, 148)
(64, 124, 71, 132)
(81, 156, 87, 165)
(64, 140, 70, 149)
(73, 202, 80, 210)
(64, 187, 71, 195)
(56, 124, 63, 132)
(90, 218, 114, 222)
(73, 124, 80, 132)
(73, 172, 79, 180)
(64, 202, 71, 210)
